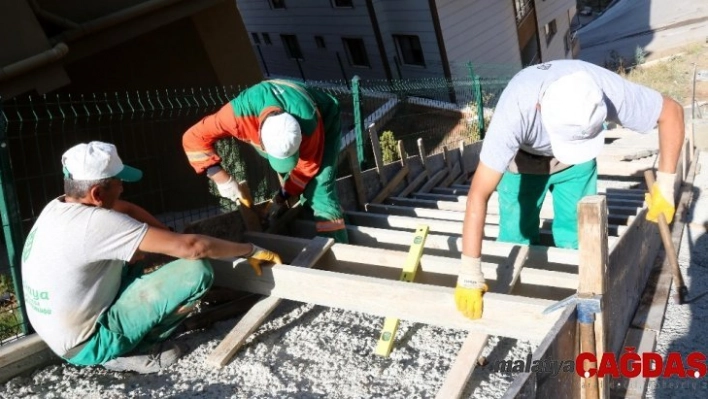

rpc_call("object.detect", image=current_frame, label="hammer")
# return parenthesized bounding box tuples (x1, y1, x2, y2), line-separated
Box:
(643, 170, 689, 304)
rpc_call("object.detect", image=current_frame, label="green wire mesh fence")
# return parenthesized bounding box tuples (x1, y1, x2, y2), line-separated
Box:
(0, 72, 514, 344)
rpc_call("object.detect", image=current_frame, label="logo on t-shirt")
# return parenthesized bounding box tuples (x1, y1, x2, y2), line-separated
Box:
(537, 63, 552, 70)
(22, 228, 37, 263)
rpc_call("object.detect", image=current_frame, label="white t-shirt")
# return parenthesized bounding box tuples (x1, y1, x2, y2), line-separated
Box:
(21, 197, 148, 357)
(480, 60, 664, 173)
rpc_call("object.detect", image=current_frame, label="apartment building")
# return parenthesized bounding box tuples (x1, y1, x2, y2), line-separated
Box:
(1, 0, 262, 99)
(238, 0, 580, 82)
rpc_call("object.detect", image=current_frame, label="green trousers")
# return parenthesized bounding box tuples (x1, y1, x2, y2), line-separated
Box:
(496, 159, 597, 249)
(66, 258, 214, 366)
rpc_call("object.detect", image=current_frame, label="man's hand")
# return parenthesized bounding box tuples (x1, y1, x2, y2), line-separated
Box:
(215, 176, 242, 203)
(454, 255, 488, 319)
(243, 244, 282, 276)
(646, 171, 676, 224)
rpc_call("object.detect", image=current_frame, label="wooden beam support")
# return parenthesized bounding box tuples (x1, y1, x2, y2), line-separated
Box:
(387, 196, 641, 219)
(346, 146, 368, 209)
(206, 236, 335, 368)
(417, 169, 448, 193)
(417, 137, 430, 177)
(329, 243, 576, 291)
(436, 245, 529, 398)
(397, 172, 428, 198)
(578, 196, 609, 399)
(290, 221, 581, 270)
(210, 258, 562, 342)
(370, 165, 410, 204)
(369, 123, 387, 186)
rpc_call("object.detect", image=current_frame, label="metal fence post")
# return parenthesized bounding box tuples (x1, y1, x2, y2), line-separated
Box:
(0, 99, 29, 335)
(474, 75, 485, 138)
(467, 62, 485, 139)
(351, 75, 365, 168)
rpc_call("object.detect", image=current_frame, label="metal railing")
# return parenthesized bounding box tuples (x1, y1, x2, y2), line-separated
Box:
(0, 71, 513, 344)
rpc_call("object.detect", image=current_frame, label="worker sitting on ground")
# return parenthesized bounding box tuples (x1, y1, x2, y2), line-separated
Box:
(21, 141, 282, 374)
(456, 59, 685, 319)
(182, 79, 349, 243)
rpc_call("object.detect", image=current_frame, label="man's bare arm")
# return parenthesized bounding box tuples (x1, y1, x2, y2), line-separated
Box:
(462, 162, 503, 258)
(137, 227, 255, 260)
(656, 96, 685, 173)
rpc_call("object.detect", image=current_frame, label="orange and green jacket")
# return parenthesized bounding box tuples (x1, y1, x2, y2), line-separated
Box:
(182, 80, 331, 196)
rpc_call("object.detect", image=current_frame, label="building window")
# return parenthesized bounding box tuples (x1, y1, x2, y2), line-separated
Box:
(342, 38, 370, 67)
(269, 0, 286, 9)
(331, 0, 353, 8)
(544, 20, 557, 45)
(393, 35, 425, 67)
(315, 36, 326, 49)
(281, 34, 303, 59)
(251, 33, 260, 44)
(263, 33, 272, 45)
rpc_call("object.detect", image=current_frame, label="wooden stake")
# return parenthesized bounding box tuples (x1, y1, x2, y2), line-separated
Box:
(577, 196, 609, 399)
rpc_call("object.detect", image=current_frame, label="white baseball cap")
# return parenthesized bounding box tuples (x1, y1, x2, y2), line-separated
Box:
(62, 141, 142, 182)
(260, 112, 302, 174)
(541, 71, 608, 165)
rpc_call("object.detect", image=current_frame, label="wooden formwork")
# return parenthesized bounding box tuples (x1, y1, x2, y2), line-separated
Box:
(195, 128, 696, 397)
(0, 129, 696, 398)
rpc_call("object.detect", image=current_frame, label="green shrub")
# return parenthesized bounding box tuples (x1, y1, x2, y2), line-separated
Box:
(379, 131, 399, 164)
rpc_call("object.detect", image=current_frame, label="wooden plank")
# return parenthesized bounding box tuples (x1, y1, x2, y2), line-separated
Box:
(369, 124, 387, 186)
(417, 169, 448, 193)
(435, 245, 529, 399)
(387, 196, 642, 219)
(611, 328, 657, 398)
(329, 243, 577, 291)
(433, 186, 646, 200)
(365, 202, 636, 227)
(440, 164, 462, 188)
(417, 137, 430, 177)
(578, 196, 609, 399)
(210, 260, 562, 342)
(371, 165, 410, 204)
(398, 140, 410, 185)
(397, 172, 428, 198)
(291, 223, 581, 270)
(412, 192, 645, 208)
(344, 210, 627, 239)
(504, 306, 580, 399)
(0, 334, 60, 384)
(346, 146, 368, 209)
(205, 236, 335, 367)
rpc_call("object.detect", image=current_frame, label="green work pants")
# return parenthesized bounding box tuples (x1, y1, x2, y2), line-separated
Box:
(496, 159, 597, 249)
(66, 258, 214, 366)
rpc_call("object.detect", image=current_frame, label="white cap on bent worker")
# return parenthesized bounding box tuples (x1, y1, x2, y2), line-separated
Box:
(260, 112, 302, 174)
(62, 141, 142, 182)
(541, 71, 608, 165)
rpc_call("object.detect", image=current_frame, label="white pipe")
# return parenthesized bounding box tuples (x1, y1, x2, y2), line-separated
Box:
(0, 43, 69, 83)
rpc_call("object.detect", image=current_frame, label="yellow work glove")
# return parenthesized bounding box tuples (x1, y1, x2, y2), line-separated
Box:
(454, 255, 488, 320)
(645, 171, 676, 224)
(244, 244, 282, 276)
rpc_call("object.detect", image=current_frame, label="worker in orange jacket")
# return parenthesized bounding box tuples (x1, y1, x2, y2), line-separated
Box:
(182, 80, 348, 243)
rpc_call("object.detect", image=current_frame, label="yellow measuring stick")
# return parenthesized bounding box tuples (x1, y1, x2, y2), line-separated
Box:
(374, 224, 429, 357)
